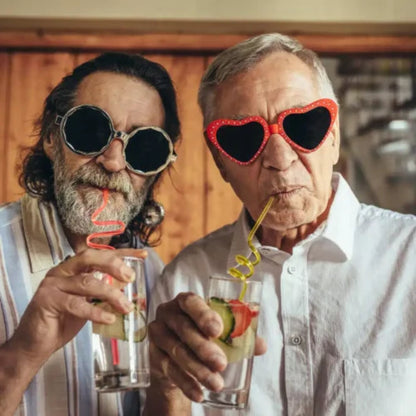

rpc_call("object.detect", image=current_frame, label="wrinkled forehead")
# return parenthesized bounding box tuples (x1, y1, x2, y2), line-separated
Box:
(75, 71, 165, 130)
(208, 52, 321, 122)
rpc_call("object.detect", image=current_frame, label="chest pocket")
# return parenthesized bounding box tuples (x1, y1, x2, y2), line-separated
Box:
(344, 358, 416, 416)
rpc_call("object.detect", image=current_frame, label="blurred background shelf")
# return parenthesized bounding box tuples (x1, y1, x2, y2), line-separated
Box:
(323, 56, 416, 214)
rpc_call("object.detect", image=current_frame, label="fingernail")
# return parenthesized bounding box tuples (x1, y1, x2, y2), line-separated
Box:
(185, 385, 203, 402)
(103, 313, 115, 323)
(206, 373, 224, 392)
(207, 321, 221, 337)
(210, 353, 227, 370)
(121, 298, 134, 312)
(122, 265, 136, 282)
(93, 271, 104, 281)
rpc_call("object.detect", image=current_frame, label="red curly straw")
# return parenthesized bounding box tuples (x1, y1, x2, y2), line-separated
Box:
(86, 188, 126, 250)
(86, 188, 126, 366)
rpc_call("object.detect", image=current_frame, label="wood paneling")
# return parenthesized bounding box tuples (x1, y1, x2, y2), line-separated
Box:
(0, 53, 10, 202)
(2, 31, 416, 54)
(145, 54, 207, 262)
(75, 53, 99, 66)
(204, 145, 243, 233)
(203, 55, 243, 233)
(0, 32, 248, 53)
(5, 52, 75, 202)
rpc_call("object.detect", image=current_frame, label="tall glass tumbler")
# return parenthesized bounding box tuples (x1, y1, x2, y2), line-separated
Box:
(202, 274, 262, 409)
(92, 256, 150, 392)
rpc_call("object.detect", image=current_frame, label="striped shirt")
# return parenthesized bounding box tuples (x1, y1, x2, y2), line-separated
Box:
(0, 194, 164, 416)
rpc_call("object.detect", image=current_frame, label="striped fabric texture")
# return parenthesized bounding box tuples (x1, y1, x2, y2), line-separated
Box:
(0, 194, 163, 416)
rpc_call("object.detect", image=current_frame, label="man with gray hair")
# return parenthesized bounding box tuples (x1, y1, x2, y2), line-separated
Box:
(146, 33, 416, 416)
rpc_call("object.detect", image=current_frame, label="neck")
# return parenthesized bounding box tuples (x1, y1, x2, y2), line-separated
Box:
(259, 191, 335, 254)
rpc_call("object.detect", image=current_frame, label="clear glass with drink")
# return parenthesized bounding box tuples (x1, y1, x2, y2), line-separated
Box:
(202, 274, 262, 409)
(92, 256, 150, 391)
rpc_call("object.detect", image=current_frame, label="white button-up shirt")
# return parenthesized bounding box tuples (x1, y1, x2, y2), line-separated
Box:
(151, 173, 416, 416)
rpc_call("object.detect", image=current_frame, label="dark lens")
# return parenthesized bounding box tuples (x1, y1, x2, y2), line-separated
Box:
(64, 107, 112, 154)
(216, 122, 265, 163)
(125, 129, 171, 173)
(282, 106, 331, 150)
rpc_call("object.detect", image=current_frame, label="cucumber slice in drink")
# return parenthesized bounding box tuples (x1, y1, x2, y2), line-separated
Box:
(208, 297, 235, 342)
(214, 326, 256, 363)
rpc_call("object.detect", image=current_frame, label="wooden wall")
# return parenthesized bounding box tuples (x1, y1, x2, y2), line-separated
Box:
(1, 31, 416, 263)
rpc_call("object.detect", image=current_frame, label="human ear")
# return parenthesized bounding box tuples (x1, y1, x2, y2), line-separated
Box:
(43, 134, 55, 161)
(204, 135, 229, 182)
(330, 118, 340, 165)
(214, 152, 229, 183)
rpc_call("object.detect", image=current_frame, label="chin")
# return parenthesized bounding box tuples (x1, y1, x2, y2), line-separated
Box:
(267, 206, 315, 229)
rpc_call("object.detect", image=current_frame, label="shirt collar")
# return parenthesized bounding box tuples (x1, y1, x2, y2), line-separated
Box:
(227, 172, 360, 268)
(317, 172, 360, 261)
(21, 194, 74, 274)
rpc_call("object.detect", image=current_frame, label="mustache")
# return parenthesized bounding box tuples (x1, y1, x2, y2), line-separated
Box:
(70, 164, 134, 197)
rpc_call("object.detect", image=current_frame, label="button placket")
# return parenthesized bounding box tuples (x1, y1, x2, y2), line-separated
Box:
(281, 254, 312, 416)
(288, 265, 297, 274)
(291, 335, 303, 346)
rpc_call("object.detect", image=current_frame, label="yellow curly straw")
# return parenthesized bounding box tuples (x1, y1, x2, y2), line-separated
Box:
(228, 196, 275, 300)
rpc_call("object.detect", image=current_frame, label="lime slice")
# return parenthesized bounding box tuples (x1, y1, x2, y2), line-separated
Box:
(134, 312, 147, 342)
(93, 303, 125, 340)
(92, 303, 147, 342)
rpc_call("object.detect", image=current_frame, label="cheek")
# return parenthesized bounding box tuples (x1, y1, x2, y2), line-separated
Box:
(130, 173, 148, 193)
(225, 164, 261, 203)
(306, 147, 335, 177)
(308, 157, 335, 200)
(61, 148, 92, 174)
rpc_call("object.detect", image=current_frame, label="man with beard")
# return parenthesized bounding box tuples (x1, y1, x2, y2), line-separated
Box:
(146, 34, 416, 416)
(0, 52, 180, 416)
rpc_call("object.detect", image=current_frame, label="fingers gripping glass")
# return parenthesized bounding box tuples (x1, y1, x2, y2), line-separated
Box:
(205, 99, 338, 165)
(55, 105, 177, 175)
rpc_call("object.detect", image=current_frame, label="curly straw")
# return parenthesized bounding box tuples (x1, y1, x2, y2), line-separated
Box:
(228, 196, 275, 300)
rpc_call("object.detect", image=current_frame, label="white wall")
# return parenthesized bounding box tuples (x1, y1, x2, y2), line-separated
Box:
(1, 0, 416, 23)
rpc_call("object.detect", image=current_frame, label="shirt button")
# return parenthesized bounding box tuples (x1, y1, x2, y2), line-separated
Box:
(291, 335, 303, 345)
(287, 265, 297, 274)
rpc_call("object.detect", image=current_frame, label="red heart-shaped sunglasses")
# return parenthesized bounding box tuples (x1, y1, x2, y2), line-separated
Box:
(205, 98, 338, 165)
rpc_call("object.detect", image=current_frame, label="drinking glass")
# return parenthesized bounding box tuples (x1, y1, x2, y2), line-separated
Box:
(92, 256, 149, 391)
(202, 274, 262, 409)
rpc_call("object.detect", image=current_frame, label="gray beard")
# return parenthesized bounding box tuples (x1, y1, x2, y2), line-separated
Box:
(53, 146, 152, 236)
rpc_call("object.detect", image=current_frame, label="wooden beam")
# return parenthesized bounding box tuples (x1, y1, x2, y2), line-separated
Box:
(1, 31, 416, 54)
(0, 31, 248, 53)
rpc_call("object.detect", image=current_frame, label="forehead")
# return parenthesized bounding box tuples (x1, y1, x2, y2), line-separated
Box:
(212, 52, 320, 120)
(74, 71, 165, 127)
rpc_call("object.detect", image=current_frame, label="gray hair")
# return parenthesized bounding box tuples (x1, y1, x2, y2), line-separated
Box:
(198, 33, 338, 124)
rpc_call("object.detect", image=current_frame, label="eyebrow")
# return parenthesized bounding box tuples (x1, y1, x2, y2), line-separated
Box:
(126, 123, 159, 132)
(225, 102, 311, 120)
(229, 114, 251, 120)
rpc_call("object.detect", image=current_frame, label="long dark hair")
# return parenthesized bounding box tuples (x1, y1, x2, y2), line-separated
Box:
(19, 52, 180, 246)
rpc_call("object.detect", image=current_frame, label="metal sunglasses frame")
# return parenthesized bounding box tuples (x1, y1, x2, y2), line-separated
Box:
(55, 104, 177, 176)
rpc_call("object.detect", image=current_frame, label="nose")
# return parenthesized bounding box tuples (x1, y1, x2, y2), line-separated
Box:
(95, 138, 126, 173)
(261, 133, 298, 171)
